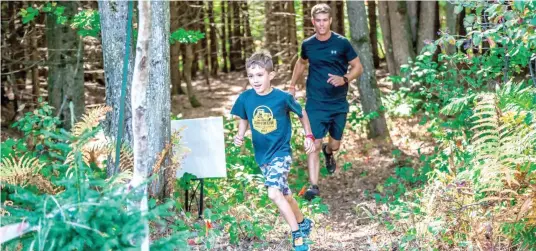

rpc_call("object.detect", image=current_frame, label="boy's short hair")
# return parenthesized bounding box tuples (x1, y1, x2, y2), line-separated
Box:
(246, 51, 274, 72)
(311, 3, 331, 18)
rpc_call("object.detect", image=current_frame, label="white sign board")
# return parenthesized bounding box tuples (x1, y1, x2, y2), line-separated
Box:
(171, 117, 227, 179)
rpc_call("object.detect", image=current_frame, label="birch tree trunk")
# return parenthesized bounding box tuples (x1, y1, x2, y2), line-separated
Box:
(131, 0, 151, 249)
(347, 0, 390, 140)
(99, 0, 135, 176)
(146, 0, 171, 199)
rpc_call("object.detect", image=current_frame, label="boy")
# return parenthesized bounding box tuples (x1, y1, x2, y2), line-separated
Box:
(231, 51, 314, 251)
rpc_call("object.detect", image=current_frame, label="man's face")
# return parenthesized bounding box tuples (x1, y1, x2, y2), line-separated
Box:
(247, 65, 274, 95)
(312, 13, 331, 35)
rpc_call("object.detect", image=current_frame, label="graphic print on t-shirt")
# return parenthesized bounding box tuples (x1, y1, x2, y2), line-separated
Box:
(252, 105, 277, 134)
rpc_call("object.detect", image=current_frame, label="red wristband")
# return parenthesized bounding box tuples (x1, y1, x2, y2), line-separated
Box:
(305, 134, 315, 141)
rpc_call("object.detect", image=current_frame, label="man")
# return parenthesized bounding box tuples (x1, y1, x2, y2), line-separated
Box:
(289, 3, 363, 200)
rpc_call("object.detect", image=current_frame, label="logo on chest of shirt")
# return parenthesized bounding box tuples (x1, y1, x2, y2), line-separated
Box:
(330, 50, 337, 55)
(252, 105, 277, 134)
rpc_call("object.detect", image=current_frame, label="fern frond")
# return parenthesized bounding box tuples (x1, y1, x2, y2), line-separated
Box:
(440, 94, 475, 115)
(71, 105, 112, 137)
(0, 155, 44, 187)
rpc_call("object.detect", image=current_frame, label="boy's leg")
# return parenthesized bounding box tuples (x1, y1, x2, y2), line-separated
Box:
(285, 195, 304, 223)
(268, 187, 299, 231)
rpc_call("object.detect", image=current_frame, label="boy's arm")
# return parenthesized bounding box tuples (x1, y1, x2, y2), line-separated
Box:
(297, 110, 316, 154)
(234, 118, 248, 146)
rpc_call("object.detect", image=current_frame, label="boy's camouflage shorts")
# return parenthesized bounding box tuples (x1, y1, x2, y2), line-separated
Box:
(260, 155, 292, 195)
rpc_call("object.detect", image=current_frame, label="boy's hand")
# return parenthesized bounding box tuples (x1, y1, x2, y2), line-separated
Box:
(234, 135, 244, 146)
(304, 137, 315, 154)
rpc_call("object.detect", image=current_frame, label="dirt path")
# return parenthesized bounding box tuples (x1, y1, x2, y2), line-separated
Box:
(178, 72, 434, 250)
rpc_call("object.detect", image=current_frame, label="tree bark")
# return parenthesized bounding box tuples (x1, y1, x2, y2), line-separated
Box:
(377, 1, 396, 75)
(417, 1, 437, 53)
(99, 0, 135, 176)
(145, 0, 171, 199)
(367, 0, 380, 68)
(184, 44, 201, 108)
(170, 1, 184, 95)
(445, 2, 460, 54)
(265, 1, 278, 65)
(387, 1, 415, 78)
(208, 1, 219, 76)
(229, 1, 242, 71)
(221, 1, 230, 73)
(31, 21, 39, 104)
(130, 1, 151, 249)
(407, 0, 419, 50)
(303, 1, 314, 37)
(46, 1, 84, 129)
(347, 0, 390, 140)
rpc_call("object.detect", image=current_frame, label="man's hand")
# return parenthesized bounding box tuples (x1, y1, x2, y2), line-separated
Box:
(288, 85, 296, 97)
(304, 137, 315, 154)
(327, 73, 346, 87)
(234, 135, 244, 146)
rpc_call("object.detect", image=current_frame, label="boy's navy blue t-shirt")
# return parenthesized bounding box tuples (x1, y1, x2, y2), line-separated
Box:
(300, 32, 358, 112)
(231, 88, 303, 166)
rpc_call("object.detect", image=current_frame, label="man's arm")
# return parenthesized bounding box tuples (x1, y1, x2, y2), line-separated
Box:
(327, 57, 364, 87)
(288, 57, 309, 96)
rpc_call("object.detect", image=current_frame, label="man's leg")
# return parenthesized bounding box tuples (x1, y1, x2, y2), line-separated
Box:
(307, 139, 323, 186)
(322, 112, 347, 173)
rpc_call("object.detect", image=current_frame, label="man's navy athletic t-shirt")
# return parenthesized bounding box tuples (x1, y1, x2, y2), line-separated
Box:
(300, 32, 358, 112)
(231, 88, 303, 166)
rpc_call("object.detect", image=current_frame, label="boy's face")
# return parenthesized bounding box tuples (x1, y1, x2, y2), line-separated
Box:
(247, 65, 274, 95)
(312, 13, 331, 35)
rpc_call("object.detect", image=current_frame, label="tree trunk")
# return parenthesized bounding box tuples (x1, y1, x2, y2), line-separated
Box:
(407, 0, 419, 50)
(417, 1, 437, 53)
(221, 1, 230, 73)
(328, 1, 345, 35)
(184, 44, 201, 108)
(303, 0, 314, 37)
(201, 1, 210, 76)
(229, 1, 242, 71)
(377, 1, 396, 75)
(99, 0, 135, 176)
(145, 0, 171, 199)
(347, 0, 390, 140)
(445, 2, 460, 54)
(387, 1, 415, 78)
(265, 2, 277, 65)
(367, 0, 380, 68)
(458, 7, 467, 36)
(287, 1, 298, 72)
(170, 1, 184, 95)
(31, 21, 39, 105)
(243, 1, 253, 57)
(46, 1, 84, 129)
(130, 1, 151, 249)
(208, 1, 219, 76)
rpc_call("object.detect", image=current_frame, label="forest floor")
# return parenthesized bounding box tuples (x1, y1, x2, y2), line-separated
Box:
(176, 69, 435, 251)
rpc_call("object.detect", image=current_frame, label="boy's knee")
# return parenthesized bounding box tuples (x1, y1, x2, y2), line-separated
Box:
(267, 187, 283, 201)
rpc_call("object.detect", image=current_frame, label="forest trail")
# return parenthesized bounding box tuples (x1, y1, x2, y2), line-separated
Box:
(177, 71, 434, 250)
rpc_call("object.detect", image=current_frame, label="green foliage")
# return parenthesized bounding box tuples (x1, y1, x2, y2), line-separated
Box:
(375, 0, 536, 248)
(170, 29, 205, 44)
(71, 9, 101, 37)
(1, 105, 189, 250)
(20, 2, 67, 25)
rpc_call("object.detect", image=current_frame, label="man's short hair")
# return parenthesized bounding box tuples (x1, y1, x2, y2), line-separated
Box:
(311, 3, 331, 18)
(246, 50, 274, 72)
